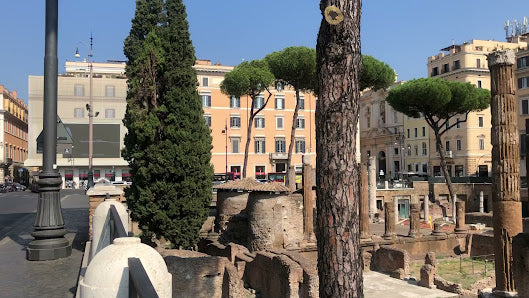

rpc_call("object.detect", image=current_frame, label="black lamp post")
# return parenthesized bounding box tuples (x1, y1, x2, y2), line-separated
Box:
(27, 0, 71, 260)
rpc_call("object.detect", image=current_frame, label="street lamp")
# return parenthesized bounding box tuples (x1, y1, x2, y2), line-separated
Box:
(221, 119, 228, 181)
(27, 0, 71, 260)
(76, 34, 98, 188)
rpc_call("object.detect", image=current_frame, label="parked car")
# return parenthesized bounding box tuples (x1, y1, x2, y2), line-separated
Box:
(13, 183, 26, 191)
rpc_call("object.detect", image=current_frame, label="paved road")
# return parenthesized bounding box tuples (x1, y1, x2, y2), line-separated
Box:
(0, 190, 88, 298)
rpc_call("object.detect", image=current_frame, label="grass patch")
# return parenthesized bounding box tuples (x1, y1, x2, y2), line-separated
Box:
(410, 256, 494, 290)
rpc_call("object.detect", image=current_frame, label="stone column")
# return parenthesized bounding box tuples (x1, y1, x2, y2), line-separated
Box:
(360, 164, 370, 239)
(431, 222, 445, 236)
(368, 156, 377, 219)
(383, 202, 396, 240)
(394, 197, 399, 224)
(488, 50, 523, 294)
(408, 203, 420, 238)
(454, 201, 467, 234)
(423, 196, 429, 222)
(479, 191, 484, 213)
(302, 155, 313, 241)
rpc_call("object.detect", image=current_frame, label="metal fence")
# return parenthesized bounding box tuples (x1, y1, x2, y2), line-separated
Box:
(458, 254, 494, 275)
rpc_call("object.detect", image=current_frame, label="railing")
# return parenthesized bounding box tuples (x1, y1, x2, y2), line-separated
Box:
(129, 257, 159, 298)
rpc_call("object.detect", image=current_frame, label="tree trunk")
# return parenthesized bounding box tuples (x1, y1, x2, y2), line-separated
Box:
(286, 88, 301, 188)
(434, 129, 456, 222)
(316, 0, 363, 297)
(242, 98, 256, 178)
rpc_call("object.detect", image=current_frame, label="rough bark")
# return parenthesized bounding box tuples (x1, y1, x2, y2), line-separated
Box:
(488, 50, 523, 294)
(315, 0, 363, 296)
(286, 88, 301, 188)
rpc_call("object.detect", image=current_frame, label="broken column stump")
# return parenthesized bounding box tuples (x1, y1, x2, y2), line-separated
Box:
(454, 201, 467, 234)
(408, 203, 420, 238)
(488, 49, 523, 295)
(383, 202, 396, 240)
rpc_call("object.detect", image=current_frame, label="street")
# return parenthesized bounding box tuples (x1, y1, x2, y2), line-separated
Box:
(0, 190, 88, 297)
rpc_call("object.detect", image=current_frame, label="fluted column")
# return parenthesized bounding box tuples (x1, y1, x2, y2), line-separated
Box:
(488, 49, 522, 294)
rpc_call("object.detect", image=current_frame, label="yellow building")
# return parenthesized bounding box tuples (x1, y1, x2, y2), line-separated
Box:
(0, 85, 28, 182)
(403, 116, 430, 175)
(426, 38, 527, 177)
(516, 39, 529, 177)
(196, 60, 316, 178)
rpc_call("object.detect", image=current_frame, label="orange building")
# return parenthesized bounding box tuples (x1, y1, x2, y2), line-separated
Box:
(0, 85, 28, 183)
(195, 60, 316, 179)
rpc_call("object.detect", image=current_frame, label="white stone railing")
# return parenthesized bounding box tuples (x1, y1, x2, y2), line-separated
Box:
(78, 192, 171, 298)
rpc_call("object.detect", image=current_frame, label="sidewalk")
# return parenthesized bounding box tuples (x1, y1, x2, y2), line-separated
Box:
(364, 271, 457, 297)
(0, 190, 88, 298)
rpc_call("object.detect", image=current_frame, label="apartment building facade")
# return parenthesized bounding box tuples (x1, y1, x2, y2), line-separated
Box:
(359, 84, 405, 180)
(25, 60, 129, 188)
(0, 85, 28, 183)
(426, 38, 527, 177)
(196, 60, 316, 179)
(516, 39, 529, 176)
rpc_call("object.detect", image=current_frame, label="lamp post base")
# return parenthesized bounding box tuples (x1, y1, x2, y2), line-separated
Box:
(26, 172, 71, 261)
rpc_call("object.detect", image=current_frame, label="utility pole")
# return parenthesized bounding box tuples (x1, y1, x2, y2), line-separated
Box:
(87, 33, 94, 188)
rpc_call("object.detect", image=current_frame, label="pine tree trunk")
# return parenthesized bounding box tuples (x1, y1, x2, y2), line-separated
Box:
(434, 130, 456, 222)
(286, 88, 301, 188)
(316, 0, 363, 296)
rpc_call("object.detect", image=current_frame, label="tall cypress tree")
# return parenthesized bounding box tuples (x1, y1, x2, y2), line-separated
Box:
(123, 0, 213, 248)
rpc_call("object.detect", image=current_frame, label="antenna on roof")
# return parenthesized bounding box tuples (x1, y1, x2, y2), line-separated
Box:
(505, 20, 511, 38)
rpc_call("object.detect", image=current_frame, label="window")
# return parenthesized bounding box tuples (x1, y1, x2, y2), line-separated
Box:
(366, 107, 371, 128)
(105, 109, 115, 119)
(298, 96, 305, 110)
(422, 127, 425, 137)
(202, 77, 209, 87)
(275, 138, 286, 153)
(442, 63, 449, 73)
(74, 108, 84, 118)
(231, 138, 240, 153)
(255, 138, 266, 154)
(519, 77, 529, 89)
(422, 163, 428, 174)
(230, 115, 241, 128)
(276, 116, 284, 129)
(453, 60, 460, 70)
(476, 58, 481, 68)
(415, 164, 419, 172)
(522, 99, 529, 115)
(477, 80, 482, 88)
(414, 145, 418, 156)
(295, 139, 306, 153)
(517, 56, 529, 69)
(275, 96, 285, 110)
(407, 145, 411, 156)
(203, 115, 211, 127)
(296, 117, 305, 129)
(255, 166, 266, 179)
(394, 161, 400, 173)
(478, 116, 484, 127)
(455, 165, 464, 177)
(105, 85, 115, 97)
(521, 135, 527, 156)
(394, 147, 399, 155)
(393, 111, 398, 123)
(230, 96, 240, 108)
(456, 139, 462, 151)
(445, 141, 450, 151)
(479, 138, 485, 150)
(456, 118, 461, 128)
(431, 67, 439, 76)
(407, 129, 410, 138)
(254, 96, 265, 109)
(422, 142, 427, 155)
(380, 102, 386, 124)
(74, 85, 85, 97)
(414, 128, 417, 138)
(254, 116, 265, 128)
(201, 94, 211, 107)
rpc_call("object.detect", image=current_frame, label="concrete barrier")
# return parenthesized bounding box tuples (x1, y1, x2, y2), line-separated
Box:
(90, 198, 128, 261)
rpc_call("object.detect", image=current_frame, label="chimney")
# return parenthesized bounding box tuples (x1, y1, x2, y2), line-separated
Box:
(0, 85, 3, 93)
(12, 91, 17, 99)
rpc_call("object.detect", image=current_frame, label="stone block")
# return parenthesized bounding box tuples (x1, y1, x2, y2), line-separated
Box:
(418, 264, 435, 288)
(425, 251, 437, 269)
(512, 233, 529, 297)
(434, 276, 463, 294)
(371, 246, 410, 278)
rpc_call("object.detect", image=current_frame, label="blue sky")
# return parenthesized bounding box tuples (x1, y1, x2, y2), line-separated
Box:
(0, 1, 525, 103)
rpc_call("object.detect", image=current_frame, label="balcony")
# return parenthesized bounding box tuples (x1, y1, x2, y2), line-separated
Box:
(270, 153, 288, 160)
